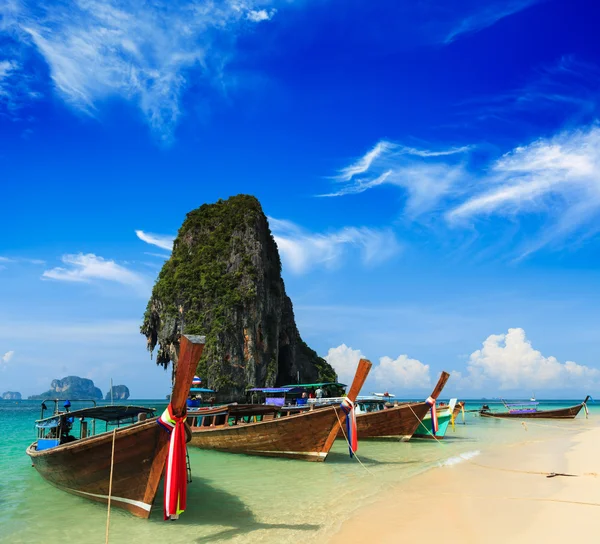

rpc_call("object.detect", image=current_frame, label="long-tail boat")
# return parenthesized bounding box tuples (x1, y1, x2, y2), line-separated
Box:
(26, 334, 205, 518)
(480, 396, 590, 419)
(348, 371, 450, 440)
(187, 359, 372, 461)
(413, 398, 457, 439)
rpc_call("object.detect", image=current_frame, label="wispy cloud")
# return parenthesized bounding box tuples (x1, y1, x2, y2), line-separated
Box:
(0, 55, 40, 114)
(135, 230, 174, 251)
(0, 256, 46, 265)
(42, 253, 147, 289)
(447, 124, 600, 256)
(269, 217, 401, 274)
(1, 0, 280, 142)
(321, 141, 470, 217)
(143, 252, 172, 260)
(444, 0, 541, 44)
(458, 56, 600, 125)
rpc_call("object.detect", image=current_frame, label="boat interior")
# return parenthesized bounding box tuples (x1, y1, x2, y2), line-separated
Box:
(32, 400, 156, 451)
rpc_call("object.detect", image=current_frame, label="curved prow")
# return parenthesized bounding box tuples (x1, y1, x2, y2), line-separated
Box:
(322, 358, 372, 455)
(429, 371, 450, 401)
(583, 395, 591, 405)
(170, 335, 206, 417)
(346, 358, 373, 402)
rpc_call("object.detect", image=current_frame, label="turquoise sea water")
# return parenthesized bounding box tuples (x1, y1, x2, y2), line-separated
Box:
(0, 399, 596, 544)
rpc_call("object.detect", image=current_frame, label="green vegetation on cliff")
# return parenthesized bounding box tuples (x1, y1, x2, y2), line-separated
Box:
(141, 194, 336, 399)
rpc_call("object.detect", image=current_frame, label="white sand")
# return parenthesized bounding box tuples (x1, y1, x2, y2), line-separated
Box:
(328, 423, 600, 543)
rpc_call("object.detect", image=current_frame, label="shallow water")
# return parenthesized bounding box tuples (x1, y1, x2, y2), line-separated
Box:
(0, 399, 595, 543)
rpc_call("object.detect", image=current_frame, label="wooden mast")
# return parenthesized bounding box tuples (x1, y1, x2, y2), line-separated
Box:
(140, 334, 205, 512)
(170, 334, 206, 416)
(430, 371, 450, 401)
(322, 358, 372, 453)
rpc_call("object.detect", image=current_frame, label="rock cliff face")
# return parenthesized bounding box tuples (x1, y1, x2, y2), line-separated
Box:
(1, 391, 21, 400)
(29, 376, 103, 400)
(141, 194, 336, 401)
(105, 385, 130, 401)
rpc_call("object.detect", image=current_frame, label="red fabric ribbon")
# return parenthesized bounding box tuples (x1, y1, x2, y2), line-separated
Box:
(158, 404, 187, 520)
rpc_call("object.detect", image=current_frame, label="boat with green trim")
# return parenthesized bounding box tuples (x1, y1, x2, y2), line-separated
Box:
(413, 398, 457, 439)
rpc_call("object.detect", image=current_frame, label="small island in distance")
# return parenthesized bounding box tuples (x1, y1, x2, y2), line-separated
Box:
(2, 391, 21, 400)
(105, 384, 130, 401)
(28, 376, 103, 400)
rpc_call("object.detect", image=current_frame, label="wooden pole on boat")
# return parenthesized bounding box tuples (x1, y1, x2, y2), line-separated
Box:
(322, 358, 372, 454)
(171, 335, 206, 416)
(430, 371, 450, 400)
(140, 335, 205, 514)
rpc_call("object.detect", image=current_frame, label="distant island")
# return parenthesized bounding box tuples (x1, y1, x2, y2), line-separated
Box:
(105, 384, 130, 401)
(2, 391, 21, 400)
(28, 376, 103, 400)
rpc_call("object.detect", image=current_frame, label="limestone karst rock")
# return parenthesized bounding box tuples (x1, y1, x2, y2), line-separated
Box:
(29, 376, 103, 400)
(105, 385, 130, 401)
(141, 194, 336, 401)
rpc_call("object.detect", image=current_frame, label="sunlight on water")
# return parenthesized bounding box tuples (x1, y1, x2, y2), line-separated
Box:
(0, 399, 596, 543)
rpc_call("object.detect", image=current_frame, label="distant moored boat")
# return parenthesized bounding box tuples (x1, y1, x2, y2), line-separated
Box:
(480, 396, 590, 420)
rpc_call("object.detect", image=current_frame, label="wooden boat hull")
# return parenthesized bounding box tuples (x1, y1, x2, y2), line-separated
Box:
(480, 403, 585, 420)
(27, 418, 168, 518)
(189, 406, 342, 461)
(352, 402, 431, 440)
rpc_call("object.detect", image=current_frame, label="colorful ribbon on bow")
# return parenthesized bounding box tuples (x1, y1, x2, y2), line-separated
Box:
(157, 404, 188, 520)
(340, 398, 358, 458)
(425, 396, 439, 435)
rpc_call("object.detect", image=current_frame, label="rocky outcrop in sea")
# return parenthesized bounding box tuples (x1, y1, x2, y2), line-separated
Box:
(141, 194, 336, 401)
(105, 384, 130, 401)
(1, 391, 21, 400)
(28, 376, 103, 400)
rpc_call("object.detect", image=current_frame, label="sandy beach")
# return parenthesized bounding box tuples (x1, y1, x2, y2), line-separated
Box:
(329, 421, 600, 543)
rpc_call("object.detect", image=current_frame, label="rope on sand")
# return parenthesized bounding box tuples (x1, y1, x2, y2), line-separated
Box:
(105, 428, 117, 544)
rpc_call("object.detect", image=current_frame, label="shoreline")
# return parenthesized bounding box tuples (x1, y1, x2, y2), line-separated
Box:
(328, 420, 600, 543)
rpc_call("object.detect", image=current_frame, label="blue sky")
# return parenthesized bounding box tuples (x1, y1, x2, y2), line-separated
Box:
(2, 0, 600, 399)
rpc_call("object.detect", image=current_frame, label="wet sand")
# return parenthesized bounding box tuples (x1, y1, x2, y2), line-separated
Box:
(329, 421, 600, 543)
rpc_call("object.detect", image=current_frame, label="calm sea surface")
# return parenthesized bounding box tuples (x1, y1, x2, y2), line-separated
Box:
(0, 399, 596, 543)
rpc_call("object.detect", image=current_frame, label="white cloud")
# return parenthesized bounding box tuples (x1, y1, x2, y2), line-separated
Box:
(447, 125, 600, 256)
(324, 344, 432, 393)
(0, 59, 16, 80)
(323, 344, 365, 386)
(144, 252, 172, 259)
(247, 9, 276, 22)
(135, 230, 174, 251)
(322, 140, 470, 217)
(2, 350, 14, 364)
(444, 0, 540, 44)
(269, 217, 401, 274)
(42, 253, 147, 288)
(460, 327, 600, 390)
(2, 0, 280, 142)
(373, 354, 431, 391)
(0, 57, 37, 112)
(0, 256, 46, 265)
